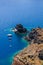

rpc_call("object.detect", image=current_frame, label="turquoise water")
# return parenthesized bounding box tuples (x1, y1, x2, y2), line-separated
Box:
(0, 0, 43, 65)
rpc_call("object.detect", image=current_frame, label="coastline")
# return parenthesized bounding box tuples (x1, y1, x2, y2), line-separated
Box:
(11, 39, 29, 64)
(12, 27, 43, 65)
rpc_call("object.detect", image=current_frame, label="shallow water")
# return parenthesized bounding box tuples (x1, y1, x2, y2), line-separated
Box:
(0, 0, 43, 65)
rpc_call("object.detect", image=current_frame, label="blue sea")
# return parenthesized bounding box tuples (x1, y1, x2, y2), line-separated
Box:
(0, 0, 43, 65)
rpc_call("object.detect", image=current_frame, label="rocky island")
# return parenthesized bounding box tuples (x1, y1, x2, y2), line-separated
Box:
(12, 27, 43, 65)
(12, 24, 28, 34)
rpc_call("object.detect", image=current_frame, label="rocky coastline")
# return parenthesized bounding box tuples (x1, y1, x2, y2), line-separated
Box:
(12, 27, 43, 65)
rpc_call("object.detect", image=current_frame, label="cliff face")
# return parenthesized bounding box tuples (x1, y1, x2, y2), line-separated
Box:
(12, 28, 43, 65)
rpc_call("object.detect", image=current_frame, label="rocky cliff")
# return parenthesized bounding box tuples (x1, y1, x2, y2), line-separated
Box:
(12, 27, 43, 65)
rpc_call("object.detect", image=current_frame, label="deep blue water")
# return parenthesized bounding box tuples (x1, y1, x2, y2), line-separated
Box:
(0, 0, 43, 65)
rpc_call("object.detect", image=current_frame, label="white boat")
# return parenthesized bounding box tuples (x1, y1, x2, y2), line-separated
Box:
(7, 34, 12, 37)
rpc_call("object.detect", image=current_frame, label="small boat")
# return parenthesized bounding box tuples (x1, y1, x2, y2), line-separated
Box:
(7, 34, 12, 37)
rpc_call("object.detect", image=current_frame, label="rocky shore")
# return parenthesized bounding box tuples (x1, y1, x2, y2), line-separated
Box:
(12, 27, 43, 65)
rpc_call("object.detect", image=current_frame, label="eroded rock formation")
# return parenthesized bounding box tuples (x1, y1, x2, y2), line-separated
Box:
(12, 27, 43, 65)
(14, 24, 28, 34)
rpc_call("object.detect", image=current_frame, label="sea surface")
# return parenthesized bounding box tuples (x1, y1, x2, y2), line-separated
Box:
(0, 0, 43, 65)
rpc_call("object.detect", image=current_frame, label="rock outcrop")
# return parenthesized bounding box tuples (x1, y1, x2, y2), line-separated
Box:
(14, 24, 28, 34)
(12, 27, 43, 65)
(24, 27, 43, 43)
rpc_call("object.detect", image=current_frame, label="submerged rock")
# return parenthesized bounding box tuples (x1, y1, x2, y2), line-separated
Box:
(9, 44, 12, 48)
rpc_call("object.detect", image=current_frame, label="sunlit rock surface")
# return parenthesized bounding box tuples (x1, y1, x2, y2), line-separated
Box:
(12, 28, 43, 65)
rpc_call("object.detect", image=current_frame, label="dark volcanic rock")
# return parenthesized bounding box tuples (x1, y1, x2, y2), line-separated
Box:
(24, 29, 38, 42)
(24, 27, 43, 44)
(15, 24, 23, 29)
(29, 29, 38, 40)
(15, 24, 27, 34)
